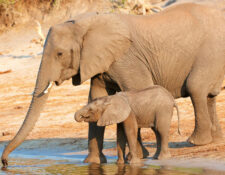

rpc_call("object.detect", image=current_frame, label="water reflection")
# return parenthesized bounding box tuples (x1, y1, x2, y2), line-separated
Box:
(1, 158, 224, 175)
(115, 164, 143, 175)
(87, 164, 144, 175)
(88, 163, 106, 175)
(86, 164, 202, 175)
(44, 163, 204, 175)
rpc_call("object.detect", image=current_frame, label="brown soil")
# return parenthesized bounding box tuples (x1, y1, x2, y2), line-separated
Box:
(0, 0, 112, 33)
(0, 0, 225, 163)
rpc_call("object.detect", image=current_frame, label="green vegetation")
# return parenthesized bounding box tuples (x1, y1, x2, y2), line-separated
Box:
(174, 167, 203, 174)
(121, 0, 127, 4)
(52, 0, 62, 10)
(0, 0, 61, 6)
(0, 0, 15, 5)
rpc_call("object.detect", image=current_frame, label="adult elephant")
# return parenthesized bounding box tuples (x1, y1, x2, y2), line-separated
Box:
(1, 3, 224, 167)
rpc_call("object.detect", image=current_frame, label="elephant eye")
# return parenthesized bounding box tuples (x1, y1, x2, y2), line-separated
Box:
(57, 52, 63, 57)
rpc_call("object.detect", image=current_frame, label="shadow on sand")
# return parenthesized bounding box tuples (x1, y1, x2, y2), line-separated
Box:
(144, 141, 194, 149)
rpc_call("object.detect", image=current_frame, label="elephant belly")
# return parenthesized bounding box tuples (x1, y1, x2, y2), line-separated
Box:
(135, 114, 155, 128)
(137, 123, 154, 128)
(165, 85, 189, 99)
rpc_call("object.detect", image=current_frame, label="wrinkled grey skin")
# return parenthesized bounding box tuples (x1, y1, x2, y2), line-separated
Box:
(2, 3, 225, 167)
(75, 86, 180, 164)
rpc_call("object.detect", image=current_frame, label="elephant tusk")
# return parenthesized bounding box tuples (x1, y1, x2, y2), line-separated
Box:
(31, 81, 54, 97)
(43, 81, 53, 94)
(78, 116, 84, 121)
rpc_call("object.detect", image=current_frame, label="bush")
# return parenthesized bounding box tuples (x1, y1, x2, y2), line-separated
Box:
(0, 0, 15, 5)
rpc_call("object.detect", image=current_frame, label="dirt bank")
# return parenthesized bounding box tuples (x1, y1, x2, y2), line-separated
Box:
(0, 0, 113, 33)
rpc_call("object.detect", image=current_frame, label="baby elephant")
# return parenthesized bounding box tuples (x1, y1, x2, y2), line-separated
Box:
(75, 85, 180, 164)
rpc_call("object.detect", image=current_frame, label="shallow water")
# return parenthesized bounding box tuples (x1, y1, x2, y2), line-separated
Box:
(0, 139, 225, 175)
(0, 158, 215, 175)
(1, 156, 225, 175)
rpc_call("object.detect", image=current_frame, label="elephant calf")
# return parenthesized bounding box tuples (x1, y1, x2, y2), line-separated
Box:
(75, 85, 180, 164)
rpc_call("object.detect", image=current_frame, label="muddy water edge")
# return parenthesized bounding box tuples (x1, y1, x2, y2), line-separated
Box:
(1, 157, 225, 175)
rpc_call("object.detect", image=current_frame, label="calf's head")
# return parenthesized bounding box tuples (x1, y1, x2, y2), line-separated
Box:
(75, 94, 131, 126)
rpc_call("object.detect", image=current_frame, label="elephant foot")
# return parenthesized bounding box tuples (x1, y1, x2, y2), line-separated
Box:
(135, 145, 149, 159)
(157, 151, 171, 160)
(212, 134, 223, 143)
(211, 127, 223, 143)
(1, 159, 8, 170)
(129, 157, 141, 164)
(126, 145, 149, 161)
(84, 153, 107, 164)
(126, 152, 132, 162)
(153, 152, 159, 160)
(141, 145, 149, 158)
(187, 130, 212, 145)
(117, 158, 125, 164)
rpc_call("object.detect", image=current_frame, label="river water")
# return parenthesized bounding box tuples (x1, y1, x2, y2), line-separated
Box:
(0, 139, 225, 175)
(0, 154, 225, 175)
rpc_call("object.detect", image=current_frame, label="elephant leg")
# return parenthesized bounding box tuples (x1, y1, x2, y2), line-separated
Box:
(155, 111, 171, 160)
(207, 96, 223, 142)
(123, 113, 141, 164)
(157, 125, 171, 160)
(157, 128, 171, 160)
(126, 128, 149, 161)
(84, 76, 110, 163)
(187, 86, 212, 145)
(117, 123, 127, 164)
(152, 127, 161, 159)
(117, 72, 154, 160)
(84, 122, 106, 164)
(186, 50, 225, 145)
(137, 128, 149, 158)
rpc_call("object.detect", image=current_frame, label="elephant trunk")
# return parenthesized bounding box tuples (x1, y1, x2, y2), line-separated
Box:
(74, 110, 85, 122)
(1, 58, 52, 168)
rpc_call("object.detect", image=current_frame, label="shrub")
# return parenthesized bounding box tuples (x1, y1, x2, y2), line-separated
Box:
(0, 0, 15, 5)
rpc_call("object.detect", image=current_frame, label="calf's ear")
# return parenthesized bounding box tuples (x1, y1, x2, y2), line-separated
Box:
(97, 96, 131, 126)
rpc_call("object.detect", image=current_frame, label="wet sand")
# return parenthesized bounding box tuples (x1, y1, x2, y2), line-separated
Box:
(0, 137, 225, 174)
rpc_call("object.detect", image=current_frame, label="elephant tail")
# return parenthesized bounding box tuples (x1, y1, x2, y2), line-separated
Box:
(174, 102, 181, 135)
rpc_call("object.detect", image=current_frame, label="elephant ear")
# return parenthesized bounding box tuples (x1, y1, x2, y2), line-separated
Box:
(97, 95, 131, 126)
(79, 14, 131, 83)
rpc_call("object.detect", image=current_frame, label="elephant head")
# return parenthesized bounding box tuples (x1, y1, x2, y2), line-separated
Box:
(75, 97, 110, 123)
(75, 94, 131, 126)
(1, 12, 131, 168)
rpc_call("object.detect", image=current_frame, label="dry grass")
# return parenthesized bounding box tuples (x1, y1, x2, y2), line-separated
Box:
(0, 0, 66, 33)
(0, 0, 15, 5)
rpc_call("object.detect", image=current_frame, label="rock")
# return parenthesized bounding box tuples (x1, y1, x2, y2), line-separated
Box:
(0, 69, 12, 74)
(14, 106, 23, 109)
(2, 132, 10, 136)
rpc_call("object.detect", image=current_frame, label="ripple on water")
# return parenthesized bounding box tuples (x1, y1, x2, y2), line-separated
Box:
(0, 158, 225, 175)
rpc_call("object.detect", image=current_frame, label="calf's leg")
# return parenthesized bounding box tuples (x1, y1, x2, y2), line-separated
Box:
(123, 113, 141, 164)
